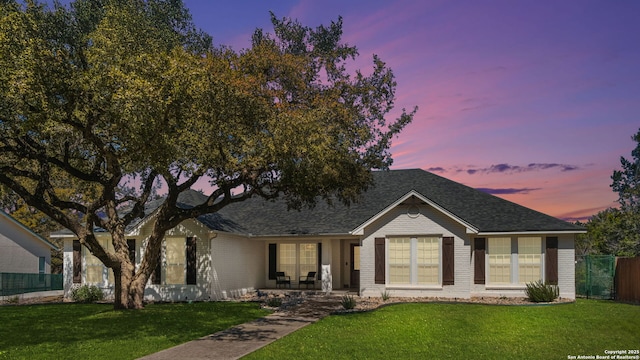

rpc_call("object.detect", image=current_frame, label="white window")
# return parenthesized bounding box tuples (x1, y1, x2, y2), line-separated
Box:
(277, 243, 318, 280)
(389, 236, 441, 286)
(165, 237, 185, 285)
(389, 237, 411, 284)
(489, 237, 511, 284)
(488, 236, 544, 285)
(518, 237, 542, 284)
(279, 243, 297, 280)
(417, 237, 439, 285)
(299, 243, 317, 277)
(85, 238, 110, 284)
(85, 249, 103, 284)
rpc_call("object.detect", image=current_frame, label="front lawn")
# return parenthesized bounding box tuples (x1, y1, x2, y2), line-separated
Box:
(245, 299, 640, 360)
(0, 301, 269, 359)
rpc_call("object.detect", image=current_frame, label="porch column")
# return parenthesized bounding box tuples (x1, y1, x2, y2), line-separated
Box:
(322, 265, 332, 294)
(321, 239, 332, 294)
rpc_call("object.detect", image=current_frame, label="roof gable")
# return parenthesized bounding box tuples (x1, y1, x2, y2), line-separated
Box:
(350, 190, 479, 235)
(0, 210, 59, 250)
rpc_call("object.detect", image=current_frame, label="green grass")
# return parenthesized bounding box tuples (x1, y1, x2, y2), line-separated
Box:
(244, 299, 640, 360)
(0, 301, 269, 360)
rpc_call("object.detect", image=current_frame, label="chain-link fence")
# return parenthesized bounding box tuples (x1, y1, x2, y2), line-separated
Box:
(575, 255, 615, 299)
(0, 273, 63, 296)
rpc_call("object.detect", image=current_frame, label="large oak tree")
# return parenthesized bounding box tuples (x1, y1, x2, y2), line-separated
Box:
(0, 0, 415, 308)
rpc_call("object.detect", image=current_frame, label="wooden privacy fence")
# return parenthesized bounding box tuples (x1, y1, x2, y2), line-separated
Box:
(615, 257, 640, 303)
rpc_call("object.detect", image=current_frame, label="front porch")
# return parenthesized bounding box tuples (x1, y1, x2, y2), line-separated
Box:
(257, 289, 358, 297)
(264, 238, 361, 293)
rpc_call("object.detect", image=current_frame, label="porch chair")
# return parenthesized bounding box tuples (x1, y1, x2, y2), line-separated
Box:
(298, 271, 317, 289)
(276, 271, 291, 288)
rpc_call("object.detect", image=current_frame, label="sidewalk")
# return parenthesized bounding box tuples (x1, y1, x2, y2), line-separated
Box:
(138, 296, 342, 360)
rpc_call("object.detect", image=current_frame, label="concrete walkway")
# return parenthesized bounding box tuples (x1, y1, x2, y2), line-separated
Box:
(138, 296, 342, 360)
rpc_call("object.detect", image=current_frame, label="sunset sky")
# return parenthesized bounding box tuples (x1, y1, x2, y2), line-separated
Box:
(181, 0, 640, 221)
(39, 0, 639, 221)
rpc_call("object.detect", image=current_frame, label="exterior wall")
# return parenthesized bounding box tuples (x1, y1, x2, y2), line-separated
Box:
(62, 219, 214, 301)
(330, 239, 342, 290)
(0, 216, 52, 274)
(62, 238, 74, 297)
(558, 235, 576, 299)
(359, 203, 471, 298)
(143, 220, 212, 302)
(470, 233, 576, 299)
(210, 233, 264, 300)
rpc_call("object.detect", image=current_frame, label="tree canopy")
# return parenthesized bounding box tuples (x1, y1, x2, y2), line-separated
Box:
(611, 128, 640, 212)
(0, 0, 415, 308)
(580, 128, 640, 257)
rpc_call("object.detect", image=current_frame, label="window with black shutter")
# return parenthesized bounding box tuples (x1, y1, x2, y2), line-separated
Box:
(442, 237, 454, 285)
(268, 243, 277, 280)
(375, 238, 385, 284)
(127, 239, 136, 264)
(546, 237, 558, 285)
(186, 237, 197, 285)
(73, 240, 81, 283)
(474, 238, 486, 284)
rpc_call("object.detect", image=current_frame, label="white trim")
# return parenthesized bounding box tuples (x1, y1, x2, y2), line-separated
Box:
(49, 233, 78, 238)
(125, 210, 159, 236)
(386, 285, 443, 290)
(239, 232, 355, 239)
(485, 285, 527, 290)
(478, 230, 585, 236)
(350, 190, 479, 235)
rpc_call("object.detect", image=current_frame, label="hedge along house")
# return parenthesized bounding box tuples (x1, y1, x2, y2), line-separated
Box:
(52, 169, 585, 301)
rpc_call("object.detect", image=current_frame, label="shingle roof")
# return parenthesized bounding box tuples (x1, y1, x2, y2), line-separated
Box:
(196, 169, 584, 235)
(51, 169, 585, 237)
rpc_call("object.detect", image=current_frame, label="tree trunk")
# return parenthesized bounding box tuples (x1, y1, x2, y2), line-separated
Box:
(112, 257, 143, 309)
(113, 228, 165, 309)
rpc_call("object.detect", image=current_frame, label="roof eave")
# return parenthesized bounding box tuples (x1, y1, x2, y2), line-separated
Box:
(477, 229, 587, 236)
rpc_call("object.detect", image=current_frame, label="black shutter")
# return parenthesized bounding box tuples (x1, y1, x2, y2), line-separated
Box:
(442, 237, 454, 285)
(73, 240, 81, 283)
(268, 243, 277, 280)
(151, 247, 162, 285)
(317, 242, 322, 280)
(546, 237, 558, 285)
(186, 237, 197, 285)
(474, 238, 486, 284)
(127, 239, 136, 263)
(375, 238, 385, 284)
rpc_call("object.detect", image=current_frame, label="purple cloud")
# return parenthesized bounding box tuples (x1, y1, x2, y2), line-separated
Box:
(426, 167, 446, 173)
(463, 163, 580, 175)
(527, 163, 579, 172)
(476, 187, 541, 195)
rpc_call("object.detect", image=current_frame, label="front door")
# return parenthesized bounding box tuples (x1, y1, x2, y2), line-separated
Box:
(350, 244, 360, 290)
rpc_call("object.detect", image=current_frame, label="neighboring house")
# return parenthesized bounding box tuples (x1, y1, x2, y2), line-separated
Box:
(53, 169, 585, 301)
(0, 210, 58, 274)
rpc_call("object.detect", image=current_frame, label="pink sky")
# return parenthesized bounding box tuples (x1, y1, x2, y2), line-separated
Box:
(183, 0, 640, 221)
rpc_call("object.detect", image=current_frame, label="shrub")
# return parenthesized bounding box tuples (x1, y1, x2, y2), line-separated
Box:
(381, 290, 391, 302)
(340, 295, 356, 310)
(525, 280, 559, 303)
(71, 285, 104, 303)
(266, 297, 283, 308)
